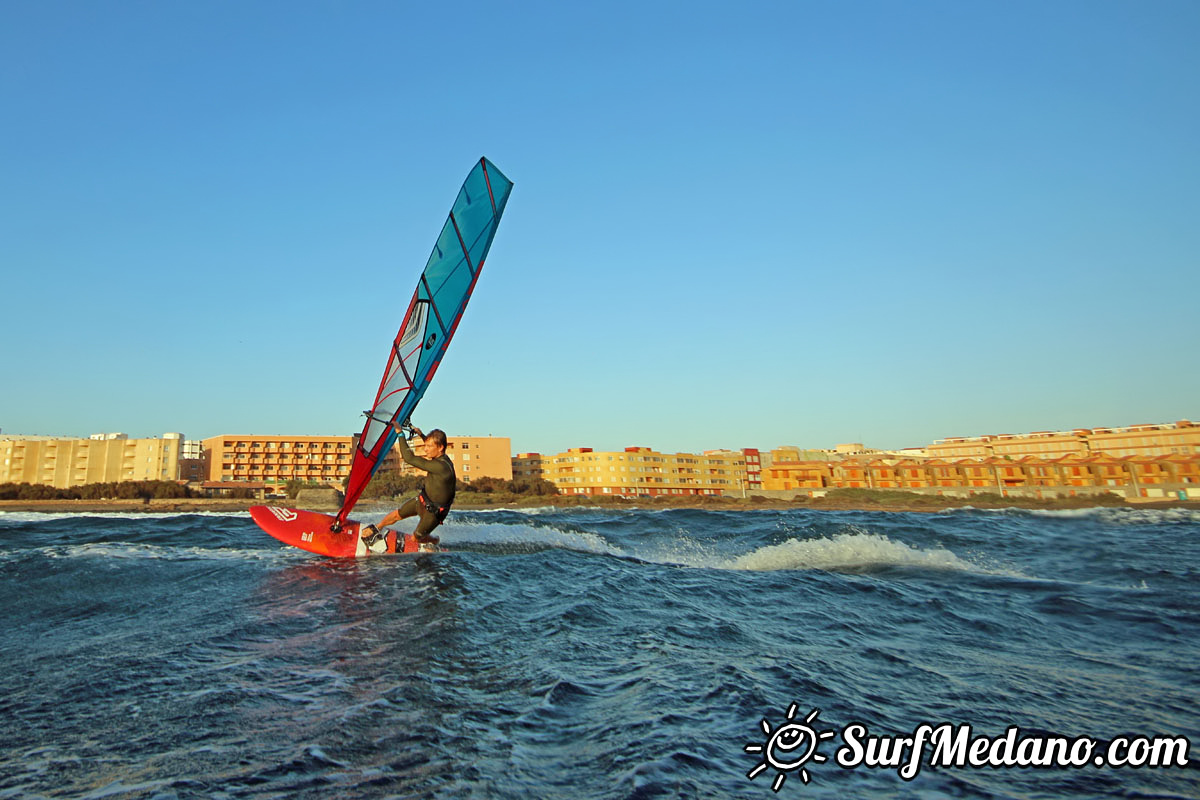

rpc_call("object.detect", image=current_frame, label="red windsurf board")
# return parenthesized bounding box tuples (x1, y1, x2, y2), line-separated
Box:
(249, 505, 421, 557)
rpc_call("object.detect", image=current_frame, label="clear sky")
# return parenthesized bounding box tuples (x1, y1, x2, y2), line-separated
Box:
(2, 0, 1197, 456)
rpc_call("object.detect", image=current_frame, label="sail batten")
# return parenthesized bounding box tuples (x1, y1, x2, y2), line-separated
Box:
(334, 158, 513, 527)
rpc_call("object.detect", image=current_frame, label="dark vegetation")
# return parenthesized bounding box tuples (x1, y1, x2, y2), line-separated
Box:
(0, 480, 193, 501)
(456, 476, 559, 496)
(804, 487, 1130, 509)
(0, 481, 1165, 512)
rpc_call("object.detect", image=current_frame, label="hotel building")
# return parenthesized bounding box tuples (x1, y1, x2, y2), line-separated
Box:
(202, 435, 354, 487)
(201, 433, 512, 489)
(0, 433, 182, 488)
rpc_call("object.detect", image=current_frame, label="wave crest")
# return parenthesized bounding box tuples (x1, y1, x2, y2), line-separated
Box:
(728, 531, 979, 573)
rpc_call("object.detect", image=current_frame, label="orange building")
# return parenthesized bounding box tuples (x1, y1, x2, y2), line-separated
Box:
(392, 435, 512, 482)
(202, 435, 353, 488)
(1162, 454, 1200, 485)
(830, 460, 868, 489)
(893, 459, 931, 489)
(762, 457, 830, 491)
(863, 460, 897, 488)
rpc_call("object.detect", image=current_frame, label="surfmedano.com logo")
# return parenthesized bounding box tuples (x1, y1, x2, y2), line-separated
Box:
(744, 704, 837, 791)
(744, 703, 1192, 792)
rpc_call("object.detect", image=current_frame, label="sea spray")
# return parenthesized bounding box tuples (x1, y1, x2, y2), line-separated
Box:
(729, 530, 976, 573)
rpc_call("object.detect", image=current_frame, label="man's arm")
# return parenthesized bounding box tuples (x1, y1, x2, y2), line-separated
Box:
(397, 433, 440, 472)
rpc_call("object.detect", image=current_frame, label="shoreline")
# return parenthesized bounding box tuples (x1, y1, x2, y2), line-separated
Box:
(2, 494, 1197, 515)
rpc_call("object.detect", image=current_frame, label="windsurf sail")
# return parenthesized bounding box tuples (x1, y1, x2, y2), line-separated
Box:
(333, 157, 513, 529)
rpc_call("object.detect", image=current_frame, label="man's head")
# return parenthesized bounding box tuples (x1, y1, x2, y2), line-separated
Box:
(422, 428, 447, 459)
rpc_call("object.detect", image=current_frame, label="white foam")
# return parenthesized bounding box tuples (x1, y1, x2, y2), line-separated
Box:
(726, 531, 984, 573)
(457, 505, 618, 517)
(36, 541, 295, 563)
(945, 506, 1200, 525)
(440, 519, 626, 557)
(1068, 507, 1200, 525)
(0, 510, 248, 524)
(442, 517, 1007, 577)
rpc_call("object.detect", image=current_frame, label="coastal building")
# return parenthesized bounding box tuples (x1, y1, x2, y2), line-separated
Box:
(0, 433, 182, 488)
(743, 448, 762, 490)
(762, 453, 1200, 499)
(512, 453, 546, 483)
(515, 446, 757, 497)
(928, 420, 1199, 461)
(390, 435, 512, 482)
(703, 449, 763, 494)
(179, 439, 206, 482)
(1086, 421, 1200, 457)
(201, 432, 512, 490)
(201, 434, 354, 488)
(770, 445, 836, 464)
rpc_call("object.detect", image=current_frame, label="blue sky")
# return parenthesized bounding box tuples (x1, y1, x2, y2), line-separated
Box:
(2, 0, 1197, 456)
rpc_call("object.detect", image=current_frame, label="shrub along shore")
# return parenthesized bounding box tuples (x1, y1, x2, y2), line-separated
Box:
(0, 486, 1195, 515)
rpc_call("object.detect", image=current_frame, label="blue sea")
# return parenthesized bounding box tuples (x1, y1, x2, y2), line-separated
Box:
(1, 505, 1197, 799)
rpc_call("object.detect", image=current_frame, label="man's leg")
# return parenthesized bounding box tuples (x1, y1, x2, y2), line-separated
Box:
(412, 508, 441, 544)
(395, 497, 421, 521)
(363, 497, 422, 549)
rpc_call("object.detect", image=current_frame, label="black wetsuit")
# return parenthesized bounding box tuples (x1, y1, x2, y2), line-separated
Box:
(395, 437, 456, 542)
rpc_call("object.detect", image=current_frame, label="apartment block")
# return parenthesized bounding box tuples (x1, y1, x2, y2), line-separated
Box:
(744, 448, 763, 489)
(178, 439, 206, 482)
(515, 446, 757, 496)
(928, 420, 1198, 461)
(1087, 422, 1200, 457)
(0, 433, 182, 488)
(202, 435, 354, 486)
(763, 453, 1200, 498)
(512, 453, 546, 482)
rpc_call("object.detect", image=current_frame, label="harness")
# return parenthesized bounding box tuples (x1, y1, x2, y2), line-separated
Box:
(418, 489, 451, 521)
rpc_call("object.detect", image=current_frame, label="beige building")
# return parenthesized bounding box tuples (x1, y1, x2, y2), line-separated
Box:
(1087, 421, 1200, 457)
(0, 433, 182, 488)
(928, 420, 1199, 461)
(707, 448, 762, 490)
(762, 453, 1200, 499)
(512, 453, 546, 483)
(202, 434, 354, 487)
(769, 446, 837, 463)
(515, 446, 754, 496)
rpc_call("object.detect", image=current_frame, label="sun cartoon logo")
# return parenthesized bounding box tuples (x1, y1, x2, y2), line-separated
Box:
(745, 704, 837, 791)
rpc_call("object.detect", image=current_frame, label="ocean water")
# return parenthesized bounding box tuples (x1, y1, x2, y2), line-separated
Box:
(1, 506, 1197, 799)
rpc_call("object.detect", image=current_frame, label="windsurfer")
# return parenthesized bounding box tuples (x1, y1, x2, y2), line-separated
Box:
(363, 425, 456, 553)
